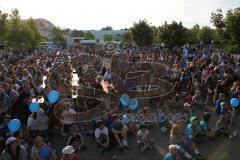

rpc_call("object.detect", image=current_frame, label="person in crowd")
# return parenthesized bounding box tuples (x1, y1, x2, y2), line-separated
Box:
(199, 112, 216, 139)
(0, 115, 11, 151)
(185, 116, 202, 155)
(94, 76, 103, 90)
(215, 93, 227, 114)
(205, 70, 217, 105)
(61, 145, 79, 160)
(95, 120, 110, 155)
(67, 125, 86, 151)
(137, 124, 154, 153)
(27, 108, 50, 143)
(12, 84, 32, 125)
(111, 114, 130, 149)
(191, 90, 203, 108)
(230, 81, 240, 98)
(0, 137, 27, 160)
(215, 116, 238, 139)
(2, 82, 18, 111)
(0, 85, 10, 117)
(122, 108, 138, 136)
(61, 102, 76, 136)
(30, 136, 56, 160)
(163, 144, 193, 160)
(170, 123, 185, 146)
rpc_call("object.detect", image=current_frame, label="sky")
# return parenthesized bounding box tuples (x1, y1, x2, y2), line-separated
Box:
(0, 0, 239, 30)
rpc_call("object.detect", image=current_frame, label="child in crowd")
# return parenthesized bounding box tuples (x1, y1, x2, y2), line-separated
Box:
(95, 120, 110, 155)
(67, 125, 86, 151)
(137, 125, 154, 153)
(185, 116, 202, 155)
(122, 108, 138, 136)
(215, 93, 226, 114)
(199, 112, 216, 139)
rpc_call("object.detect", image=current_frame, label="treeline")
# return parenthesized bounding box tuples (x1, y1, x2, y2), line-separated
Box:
(1, 7, 240, 54)
(0, 9, 44, 51)
(123, 7, 240, 54)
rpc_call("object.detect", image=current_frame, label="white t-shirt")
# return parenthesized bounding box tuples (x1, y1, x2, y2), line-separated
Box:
(137, 129, 149, 142)
(62, 109, 76, 125)
(27, 110, 49, 131)
(95, 127, 108, 139)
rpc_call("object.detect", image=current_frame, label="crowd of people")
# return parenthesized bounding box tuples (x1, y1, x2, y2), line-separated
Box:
(0, 44, 239, 160)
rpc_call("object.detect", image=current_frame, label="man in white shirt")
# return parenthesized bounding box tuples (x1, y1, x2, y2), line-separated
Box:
(27, 108, 49, 142)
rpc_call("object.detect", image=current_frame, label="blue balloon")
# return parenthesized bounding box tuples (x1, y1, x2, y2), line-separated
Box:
(230, 98, 239, 108)
(8, 119, 21, 132)
(29, 102, 40, 113)
(39, 146, 51, 159)
(128, 99, 139, 111)
(120, 94, 130, 107)
(48, 90, 60, 104)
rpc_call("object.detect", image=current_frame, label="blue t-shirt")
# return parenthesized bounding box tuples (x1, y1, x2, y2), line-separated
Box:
(186, 123, 194, 139)
(180, 60, 187, 68)
(199, 120, 207, 131)
(163, 153, 176, 160)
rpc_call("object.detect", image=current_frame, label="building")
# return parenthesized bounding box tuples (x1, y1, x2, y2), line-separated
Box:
(87, 30, 127, 42)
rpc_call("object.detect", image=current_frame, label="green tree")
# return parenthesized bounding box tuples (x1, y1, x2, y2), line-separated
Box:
(158, 21, 187, 49)
(211, 7, 240, 53)
(122, 30, 132, 41)
(211, 8, 225, 29)
(26, 18, 45, 46)
(131, 20, 153, 46)
(113, 35, 123, 41)
(71, 30, 84, 37)
(101, 26, 113, 30)
(5, 9, 34, 51)
(84, 31, 95, 40)
(103, 34, 113, 42)
(186, 24, 200, 44)
(197, 26, 214, 44)
(0, 10, 8, 44)
(225, 8, 240, 53)
(51, 27, 67, 47)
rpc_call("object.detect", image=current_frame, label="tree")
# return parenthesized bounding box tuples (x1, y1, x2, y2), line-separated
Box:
(5, 9, 34, 51)
(0, 10, 8, 44)
(71, 30, 84, 37)
(113, 35, 123, 41)
(84, 31, 95, 40)
(101, 26, 113, 30)
(26, 18, 45, 46)
(186, 24, 200, 44)
(211, 8, 225, 29)
(158, 21, 187, 49)
(131, 20, 153, 46)
(197, 26, 214, 44)
(224, 8, 240, 53)
(103, 34, 113, 42)
(51, 27, 67, 47)
(211, 7, 240, 53)
(122, 30, 132, 41)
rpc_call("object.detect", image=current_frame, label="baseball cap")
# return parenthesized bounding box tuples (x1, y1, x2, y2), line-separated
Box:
(190, 116, 199, 122)
(5, 137, 17, 146)
(62, 146, 75, 155)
